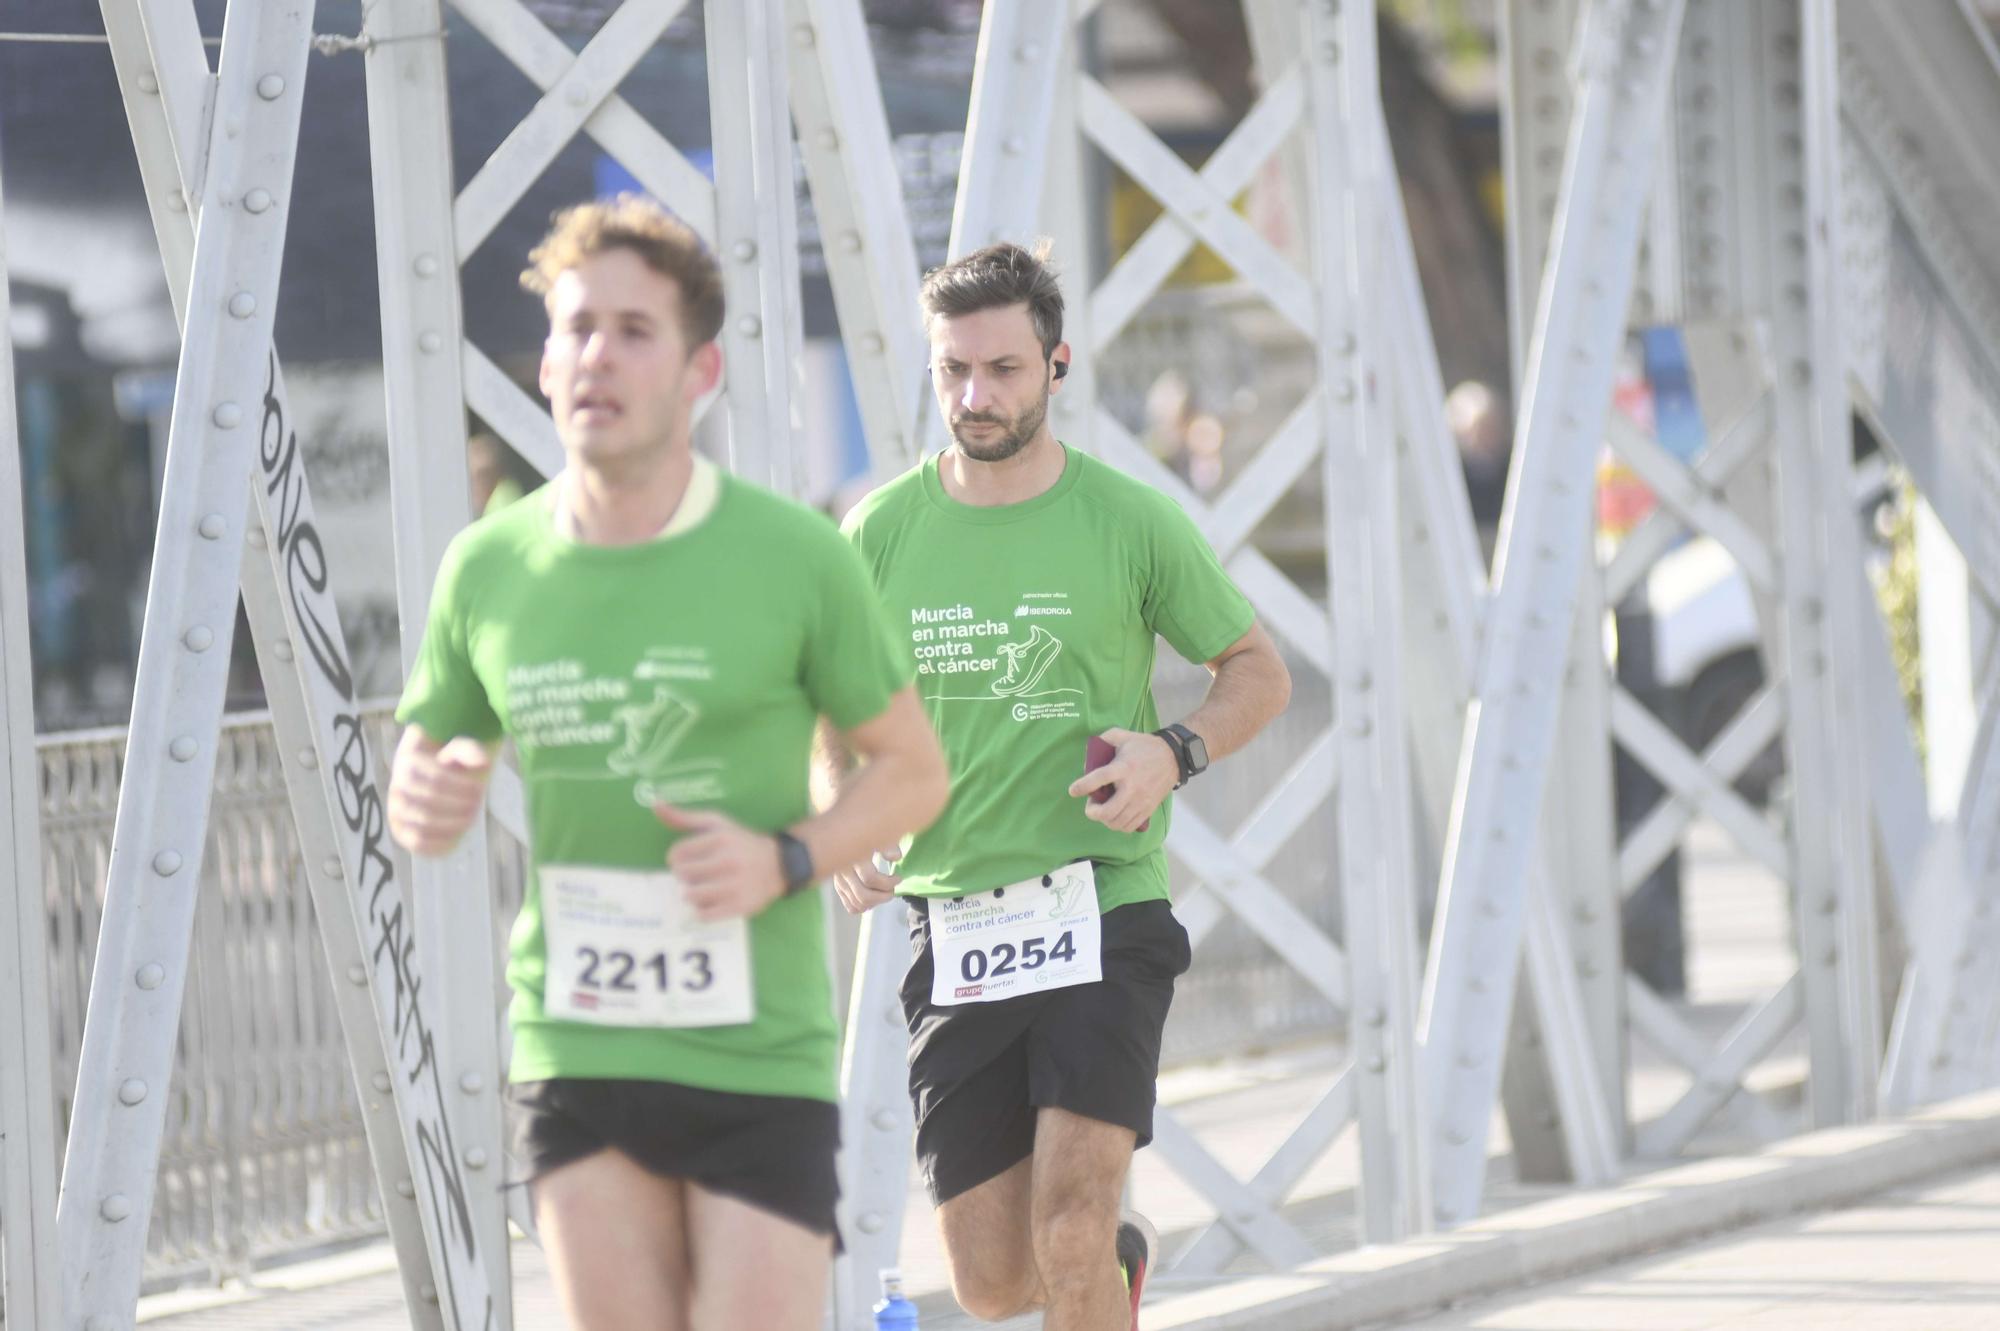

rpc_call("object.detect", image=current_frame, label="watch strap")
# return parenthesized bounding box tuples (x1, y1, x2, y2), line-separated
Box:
(774, 830, 815, 895)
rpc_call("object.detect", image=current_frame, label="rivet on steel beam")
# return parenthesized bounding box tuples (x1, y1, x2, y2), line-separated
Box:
(274, 640, 295, 663)
(1579, 958, 1600, 979)
(153, 850, 183, 877)
(465, 1148, 489, 1170)
(818, 128, 839, 151)
(1574, 903, 1597, 924)
(169, 736, 198, 762)
(566, 84, 592, 109)
(1822, 947, 1838, 967)
(323, 856, 343, 879)
(1016, 43, 1042, 62)
(1468, 975, 1488, 995)
(184, 626, 214, 652)
(861, 333, 885, 354)
(421, 1282, 439, 1304)
(348, 964, 368, 986)
(136, 964, 166, 990)
(1819, 895, 1838, 916)
(1365, 1055, 1385, 1073)
(1003, 135, 1026, 156)
(138, 73, 160, 94)
(213, 402, 243, 429)
(257, 74, 286, 100)
(229, 292, 257, 319)
(793, 22, 816, 48)
(244, 189, 274, 214)
(1366, 1005, 1387, 1028)
(419, 332, 442, 354)
(858, 1212, 885, 1234)
(1321, 41, 1340, 63)
(1332, 380, 1356, 403)
(298, 749, 319, 770)
(397, 1179, 417, 1200)
(198, 513, 226, 539)
(101, 1194, 134, 1223)
(118, 1079, 148, 1106)
(871, 1108, 897, 1132)
(738, 315, 762, 339)
(246, 525, 267, 549)
(89, 1317, 118, 1331)
(167, 191, 188, 213)
(460, 1072, 487, 1095)
(372, 1071, 392, 1093)
(1335, 333, 1356, 355)
(1478, 897, 1501, 919)
(415, 254, 440, 278)
(1444, 1128, 1469, 1146)
(1348, 716, 1372, 738)
(839, 232, 863, 253)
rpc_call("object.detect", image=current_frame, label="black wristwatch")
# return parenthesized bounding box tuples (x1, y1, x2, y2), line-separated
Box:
(1154, 723, 1209, 789)
(774, 830, 816, 895)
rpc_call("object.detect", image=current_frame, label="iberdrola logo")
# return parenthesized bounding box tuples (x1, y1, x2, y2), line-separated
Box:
(608, 686, 700, 807)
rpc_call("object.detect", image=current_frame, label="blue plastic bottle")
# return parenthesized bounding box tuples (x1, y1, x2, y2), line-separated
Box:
(873, 1267, 919, 1330)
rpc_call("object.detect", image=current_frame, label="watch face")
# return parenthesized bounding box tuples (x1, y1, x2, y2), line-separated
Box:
(1185, 733, 1209, 772)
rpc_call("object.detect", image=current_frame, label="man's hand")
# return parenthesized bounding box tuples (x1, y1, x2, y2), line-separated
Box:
(656, 804, 787, 921)
(388, 729, 493, 857)
(1067, 727, 1179, 833)
(830, 847, 904, 914)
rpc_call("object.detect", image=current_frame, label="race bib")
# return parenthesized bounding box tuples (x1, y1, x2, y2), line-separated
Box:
(541, 864, 754, 1028)
(930, 862, 1101, 1006)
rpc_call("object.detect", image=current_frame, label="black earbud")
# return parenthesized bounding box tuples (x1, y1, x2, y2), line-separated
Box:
(1052, 360, 1069, 381)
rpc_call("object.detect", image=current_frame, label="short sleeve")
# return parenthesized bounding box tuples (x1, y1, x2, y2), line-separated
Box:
(802, 531, 914, 731)
(1140, 500, 1258, 666)
(394, 536, 504, 742)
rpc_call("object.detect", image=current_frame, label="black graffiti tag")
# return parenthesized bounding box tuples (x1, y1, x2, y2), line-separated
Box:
(260, 353, 354, 703)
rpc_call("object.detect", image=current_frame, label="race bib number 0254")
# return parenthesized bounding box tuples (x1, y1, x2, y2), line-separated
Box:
(930, 862, 1101, 1006)
(541, 864, 754, 1028)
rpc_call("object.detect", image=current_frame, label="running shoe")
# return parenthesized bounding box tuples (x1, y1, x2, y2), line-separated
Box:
(1115, 1210, 1158, 1330)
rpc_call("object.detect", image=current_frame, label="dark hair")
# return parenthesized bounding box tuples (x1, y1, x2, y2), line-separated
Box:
(521, 193, 725, 346)
(919, 240, 1065, 358)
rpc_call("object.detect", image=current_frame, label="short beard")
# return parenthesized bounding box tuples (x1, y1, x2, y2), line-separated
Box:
(950, 390, 1048, 463)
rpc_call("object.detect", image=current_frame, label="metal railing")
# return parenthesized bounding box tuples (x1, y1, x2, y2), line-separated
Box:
(29, 658, 1332, 1286)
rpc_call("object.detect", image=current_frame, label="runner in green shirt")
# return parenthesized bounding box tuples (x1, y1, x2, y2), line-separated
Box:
(824, 242, 1292, 1331)
(388, 195, 947, 1331)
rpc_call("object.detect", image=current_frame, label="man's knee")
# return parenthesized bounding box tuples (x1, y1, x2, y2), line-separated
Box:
(949, 1257, 1040, 1322)
(1029, 1199, 1119, 1293)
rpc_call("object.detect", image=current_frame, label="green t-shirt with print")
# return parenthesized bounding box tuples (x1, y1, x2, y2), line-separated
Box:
(396, 471, 911, 1102)
(841, 445, 1255, 912)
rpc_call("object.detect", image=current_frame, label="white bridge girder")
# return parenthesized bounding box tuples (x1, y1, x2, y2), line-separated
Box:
(8, 0, 2000, 1327)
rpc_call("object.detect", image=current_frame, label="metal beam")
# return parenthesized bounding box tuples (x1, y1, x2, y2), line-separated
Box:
(0, 130, 63, 1331)
(58, 3, 319, 1314)
(1419, 0, 1687, 1227)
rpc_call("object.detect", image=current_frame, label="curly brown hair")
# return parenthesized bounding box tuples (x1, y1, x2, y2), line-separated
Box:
(521, 194, 725, 346)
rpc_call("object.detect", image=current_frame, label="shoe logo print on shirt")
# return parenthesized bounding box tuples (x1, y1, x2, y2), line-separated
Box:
(990, 626, 1063, 697)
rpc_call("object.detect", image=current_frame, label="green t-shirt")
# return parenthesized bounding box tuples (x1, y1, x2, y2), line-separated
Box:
(395, 470, 911, 1102)
(841, 445, 1255, 912)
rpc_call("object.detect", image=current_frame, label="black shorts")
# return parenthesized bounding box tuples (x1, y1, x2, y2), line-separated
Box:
(508, 1077, 842, 1240)
(901, 896, 1192, 1204)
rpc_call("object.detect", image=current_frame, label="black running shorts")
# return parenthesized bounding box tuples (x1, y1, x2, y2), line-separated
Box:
(900, 896, 1192, 1204)
(508, 1077, 842, 1240)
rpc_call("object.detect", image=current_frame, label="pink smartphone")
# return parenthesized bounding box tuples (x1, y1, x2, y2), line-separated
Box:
(1085, 735, 1150, 832)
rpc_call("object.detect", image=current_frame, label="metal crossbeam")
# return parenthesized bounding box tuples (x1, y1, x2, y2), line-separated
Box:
(58, 2, 323, 1313)
(364, 4, 510, 1319)
(0, 136, 62, 1331)
(1302, 0, 1429, 1242)
(1767, 0, 1883, 1123)
(1419, 0, 1687, 1226)
(92, 3, 504, 1323)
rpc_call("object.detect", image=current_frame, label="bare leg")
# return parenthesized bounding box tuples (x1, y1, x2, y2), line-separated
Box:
(935, 1154, 1045, 1320)
(683, 1183, 834, 1331)
(533, 1147, 692, 1331)
(1030, 1108, 1135, 1331)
